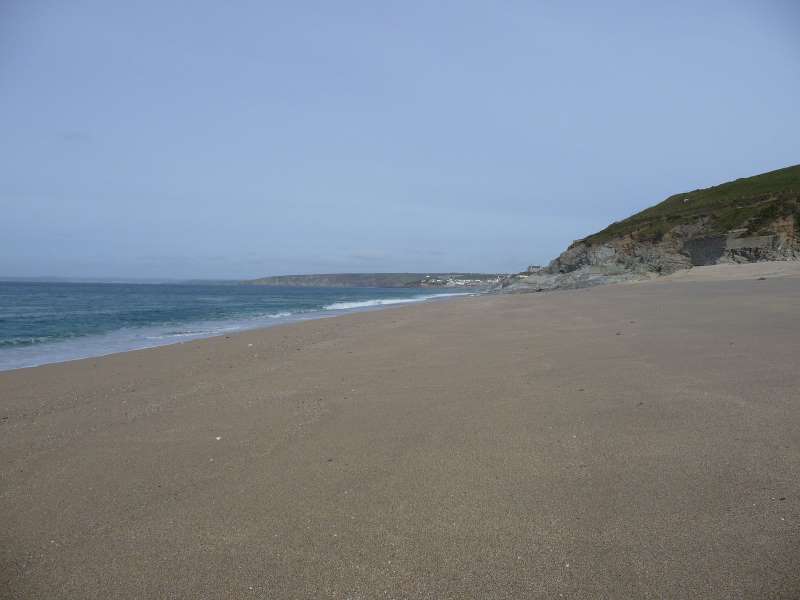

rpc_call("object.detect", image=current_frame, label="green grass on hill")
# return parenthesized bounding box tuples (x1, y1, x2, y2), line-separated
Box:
(584, 164, 800, 245)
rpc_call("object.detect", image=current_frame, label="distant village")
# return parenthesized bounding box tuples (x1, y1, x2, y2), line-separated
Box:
(416, 274, 506, 287)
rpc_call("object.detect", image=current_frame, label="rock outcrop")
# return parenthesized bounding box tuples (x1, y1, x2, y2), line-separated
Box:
(505, 165, 800, 292)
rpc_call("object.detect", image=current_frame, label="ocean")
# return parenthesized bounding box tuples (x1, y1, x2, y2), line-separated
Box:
(0, 281, 471, 372)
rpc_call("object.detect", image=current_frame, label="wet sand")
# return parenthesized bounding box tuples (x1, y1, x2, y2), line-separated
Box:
(2, 263, 799, 599)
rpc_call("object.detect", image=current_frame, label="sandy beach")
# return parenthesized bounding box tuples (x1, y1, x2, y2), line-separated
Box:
(1, 262, 799, 599)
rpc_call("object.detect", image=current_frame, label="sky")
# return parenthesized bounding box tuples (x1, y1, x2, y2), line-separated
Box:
(1, 0, 799, 280)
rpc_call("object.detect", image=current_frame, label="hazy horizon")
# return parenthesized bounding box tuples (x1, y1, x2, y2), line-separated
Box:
(2, 1, 799, 279)
(0, 271, 508, 284)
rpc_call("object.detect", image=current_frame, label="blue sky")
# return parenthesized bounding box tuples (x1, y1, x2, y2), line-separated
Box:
(1, 0, 798, 279)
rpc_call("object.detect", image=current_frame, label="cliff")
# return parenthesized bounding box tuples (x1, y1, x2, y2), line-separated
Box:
(506, 164, 800, 291)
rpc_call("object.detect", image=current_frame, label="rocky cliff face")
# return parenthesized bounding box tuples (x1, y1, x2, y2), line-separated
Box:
(505, 165, 800, 292)
(548, 217, 798, 276)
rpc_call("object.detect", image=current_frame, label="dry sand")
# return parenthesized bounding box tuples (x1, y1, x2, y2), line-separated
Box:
(2, 262, 799, 599)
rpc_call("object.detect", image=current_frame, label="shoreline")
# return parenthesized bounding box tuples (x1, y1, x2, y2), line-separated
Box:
(2, 262, 799, 598)
(7, 261, 795, 374)
(0, 289, 477, 373)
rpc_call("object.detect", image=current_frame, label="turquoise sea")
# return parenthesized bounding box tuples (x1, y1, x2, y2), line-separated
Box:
(0, 281, 470, 371)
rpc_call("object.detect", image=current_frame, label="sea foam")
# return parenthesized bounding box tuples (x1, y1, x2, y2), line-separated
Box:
(323, 292, 471, 311)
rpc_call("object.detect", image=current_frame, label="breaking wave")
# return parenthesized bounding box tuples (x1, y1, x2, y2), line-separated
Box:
(323, 292, 471, 311)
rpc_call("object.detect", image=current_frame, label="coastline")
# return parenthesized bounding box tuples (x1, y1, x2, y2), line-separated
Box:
(2, 262, 799, 598)
(0, 288, 476, 373)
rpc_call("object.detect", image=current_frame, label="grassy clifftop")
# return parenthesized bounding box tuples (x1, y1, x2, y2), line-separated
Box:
(584, 164, 800, 245)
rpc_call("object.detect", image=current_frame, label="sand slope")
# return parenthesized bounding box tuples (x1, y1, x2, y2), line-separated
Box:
(1, 262, 799, 598)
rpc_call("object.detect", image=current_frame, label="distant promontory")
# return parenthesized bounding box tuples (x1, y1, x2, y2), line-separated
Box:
(242, 273, 505, 288)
